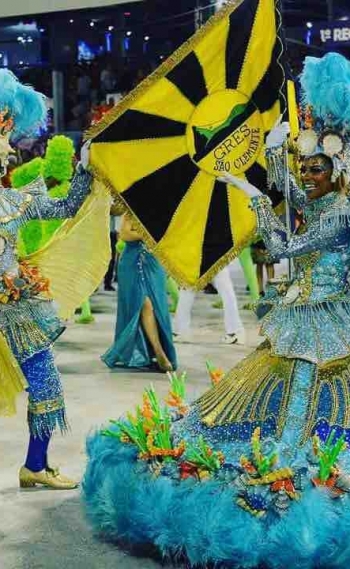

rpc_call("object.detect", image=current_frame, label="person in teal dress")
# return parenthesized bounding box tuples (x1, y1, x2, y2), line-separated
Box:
(102, 214, 177, 372)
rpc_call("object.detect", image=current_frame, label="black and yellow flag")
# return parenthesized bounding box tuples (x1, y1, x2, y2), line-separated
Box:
(89, 0, 288, 288)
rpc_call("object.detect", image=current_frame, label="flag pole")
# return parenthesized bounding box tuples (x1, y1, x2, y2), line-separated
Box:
(283, 140, 293, 281)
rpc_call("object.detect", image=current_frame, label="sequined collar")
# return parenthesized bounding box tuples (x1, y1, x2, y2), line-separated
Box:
(0, 187, 33, 224)
(304, 192, 339, 225)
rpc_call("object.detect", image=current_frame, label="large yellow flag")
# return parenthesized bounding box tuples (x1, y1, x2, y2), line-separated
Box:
(88, 0, 289, 288)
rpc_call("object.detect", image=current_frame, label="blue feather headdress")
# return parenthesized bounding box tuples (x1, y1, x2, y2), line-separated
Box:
(0, 70, 47, 140)
(297, 53, 350, 180)
(300, 52, 350, 129)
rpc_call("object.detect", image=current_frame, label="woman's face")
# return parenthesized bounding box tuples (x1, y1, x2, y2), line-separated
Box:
(301, 155, 333, 201)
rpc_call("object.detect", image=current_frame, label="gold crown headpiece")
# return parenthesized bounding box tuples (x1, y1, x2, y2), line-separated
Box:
(296, 105, 350, 182)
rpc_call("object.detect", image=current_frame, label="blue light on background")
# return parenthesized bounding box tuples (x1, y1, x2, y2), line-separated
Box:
(105, 32, 112, 53)
(78, 40, 104, 61)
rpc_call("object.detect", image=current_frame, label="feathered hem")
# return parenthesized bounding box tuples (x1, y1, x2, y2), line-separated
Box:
(83, 432, 350, 569)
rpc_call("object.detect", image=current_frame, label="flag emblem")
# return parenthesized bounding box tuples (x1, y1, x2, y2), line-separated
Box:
(188, 90, 264, 176)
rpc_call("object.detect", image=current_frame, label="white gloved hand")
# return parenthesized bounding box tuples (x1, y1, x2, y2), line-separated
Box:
(80, 141, 91, 169)
(217, 173, 262, 198)
(266, 121, 290, 149)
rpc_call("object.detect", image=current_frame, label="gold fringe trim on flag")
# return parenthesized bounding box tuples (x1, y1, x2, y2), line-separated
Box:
(275, 0, 287, 117)
(85, 0, 245, 142)
(91, 165, 256, 289)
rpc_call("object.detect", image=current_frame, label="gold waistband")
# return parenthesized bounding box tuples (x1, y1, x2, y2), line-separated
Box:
(28, 396, 65, 415)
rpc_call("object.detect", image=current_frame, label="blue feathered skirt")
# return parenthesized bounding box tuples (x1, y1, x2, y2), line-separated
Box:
(101, 241, 177, 370)
(83, 341, 350, 568)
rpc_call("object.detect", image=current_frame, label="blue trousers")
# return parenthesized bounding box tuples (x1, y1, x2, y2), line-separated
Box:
(20, 349, 67, 471)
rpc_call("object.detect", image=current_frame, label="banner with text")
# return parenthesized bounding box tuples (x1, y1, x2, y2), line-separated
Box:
(315, 21, 350, 46)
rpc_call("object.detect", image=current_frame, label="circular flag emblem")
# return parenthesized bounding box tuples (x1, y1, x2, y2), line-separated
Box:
(187, 89, 264, 177)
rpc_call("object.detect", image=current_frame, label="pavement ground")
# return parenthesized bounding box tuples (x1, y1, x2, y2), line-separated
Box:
(0, 260, 279, 569)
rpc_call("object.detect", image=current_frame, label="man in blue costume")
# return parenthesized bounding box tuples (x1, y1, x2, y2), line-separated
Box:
(0, 70, 109, 490)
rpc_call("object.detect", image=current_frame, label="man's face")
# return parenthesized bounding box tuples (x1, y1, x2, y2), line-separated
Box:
(0, 134, 13, 179)
(301, 155, 333, 201)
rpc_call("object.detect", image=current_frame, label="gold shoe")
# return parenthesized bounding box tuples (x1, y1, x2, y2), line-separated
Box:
(46, 465, 78, 485)
(19, 466, 78, 490)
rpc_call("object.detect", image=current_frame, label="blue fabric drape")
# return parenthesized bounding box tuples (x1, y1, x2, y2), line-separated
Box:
(102, 241, 176, 370)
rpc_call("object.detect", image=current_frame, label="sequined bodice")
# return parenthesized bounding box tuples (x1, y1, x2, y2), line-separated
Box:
(294, 246, 350, 303)
(0, 228, 20, 278)
(256, 147, 350, 364)
(0, 167, 92, 368)
(303, 192, 336, 225)
(292, 193, 350, 303)
(0, 187, 32, 281)
(0, 167, 91, 293)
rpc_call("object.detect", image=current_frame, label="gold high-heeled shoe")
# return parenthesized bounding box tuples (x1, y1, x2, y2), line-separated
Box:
(19, 465, 78, 490)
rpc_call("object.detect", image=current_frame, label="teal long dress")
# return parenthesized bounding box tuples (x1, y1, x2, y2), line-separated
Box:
(102, 240, 177, 370)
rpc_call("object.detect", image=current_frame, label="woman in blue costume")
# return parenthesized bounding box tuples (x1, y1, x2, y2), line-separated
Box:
(0, 70, 102, 490)
(84, 53, 350, 568)
(102, 214, 177, 372)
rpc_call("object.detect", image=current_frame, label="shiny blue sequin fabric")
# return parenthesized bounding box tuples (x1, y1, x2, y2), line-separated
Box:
(0, 165, 91, 436)
(22, 349, 67, 438)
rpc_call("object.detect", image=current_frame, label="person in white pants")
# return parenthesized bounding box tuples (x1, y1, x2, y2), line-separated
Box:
(173, 266, 245, 345)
